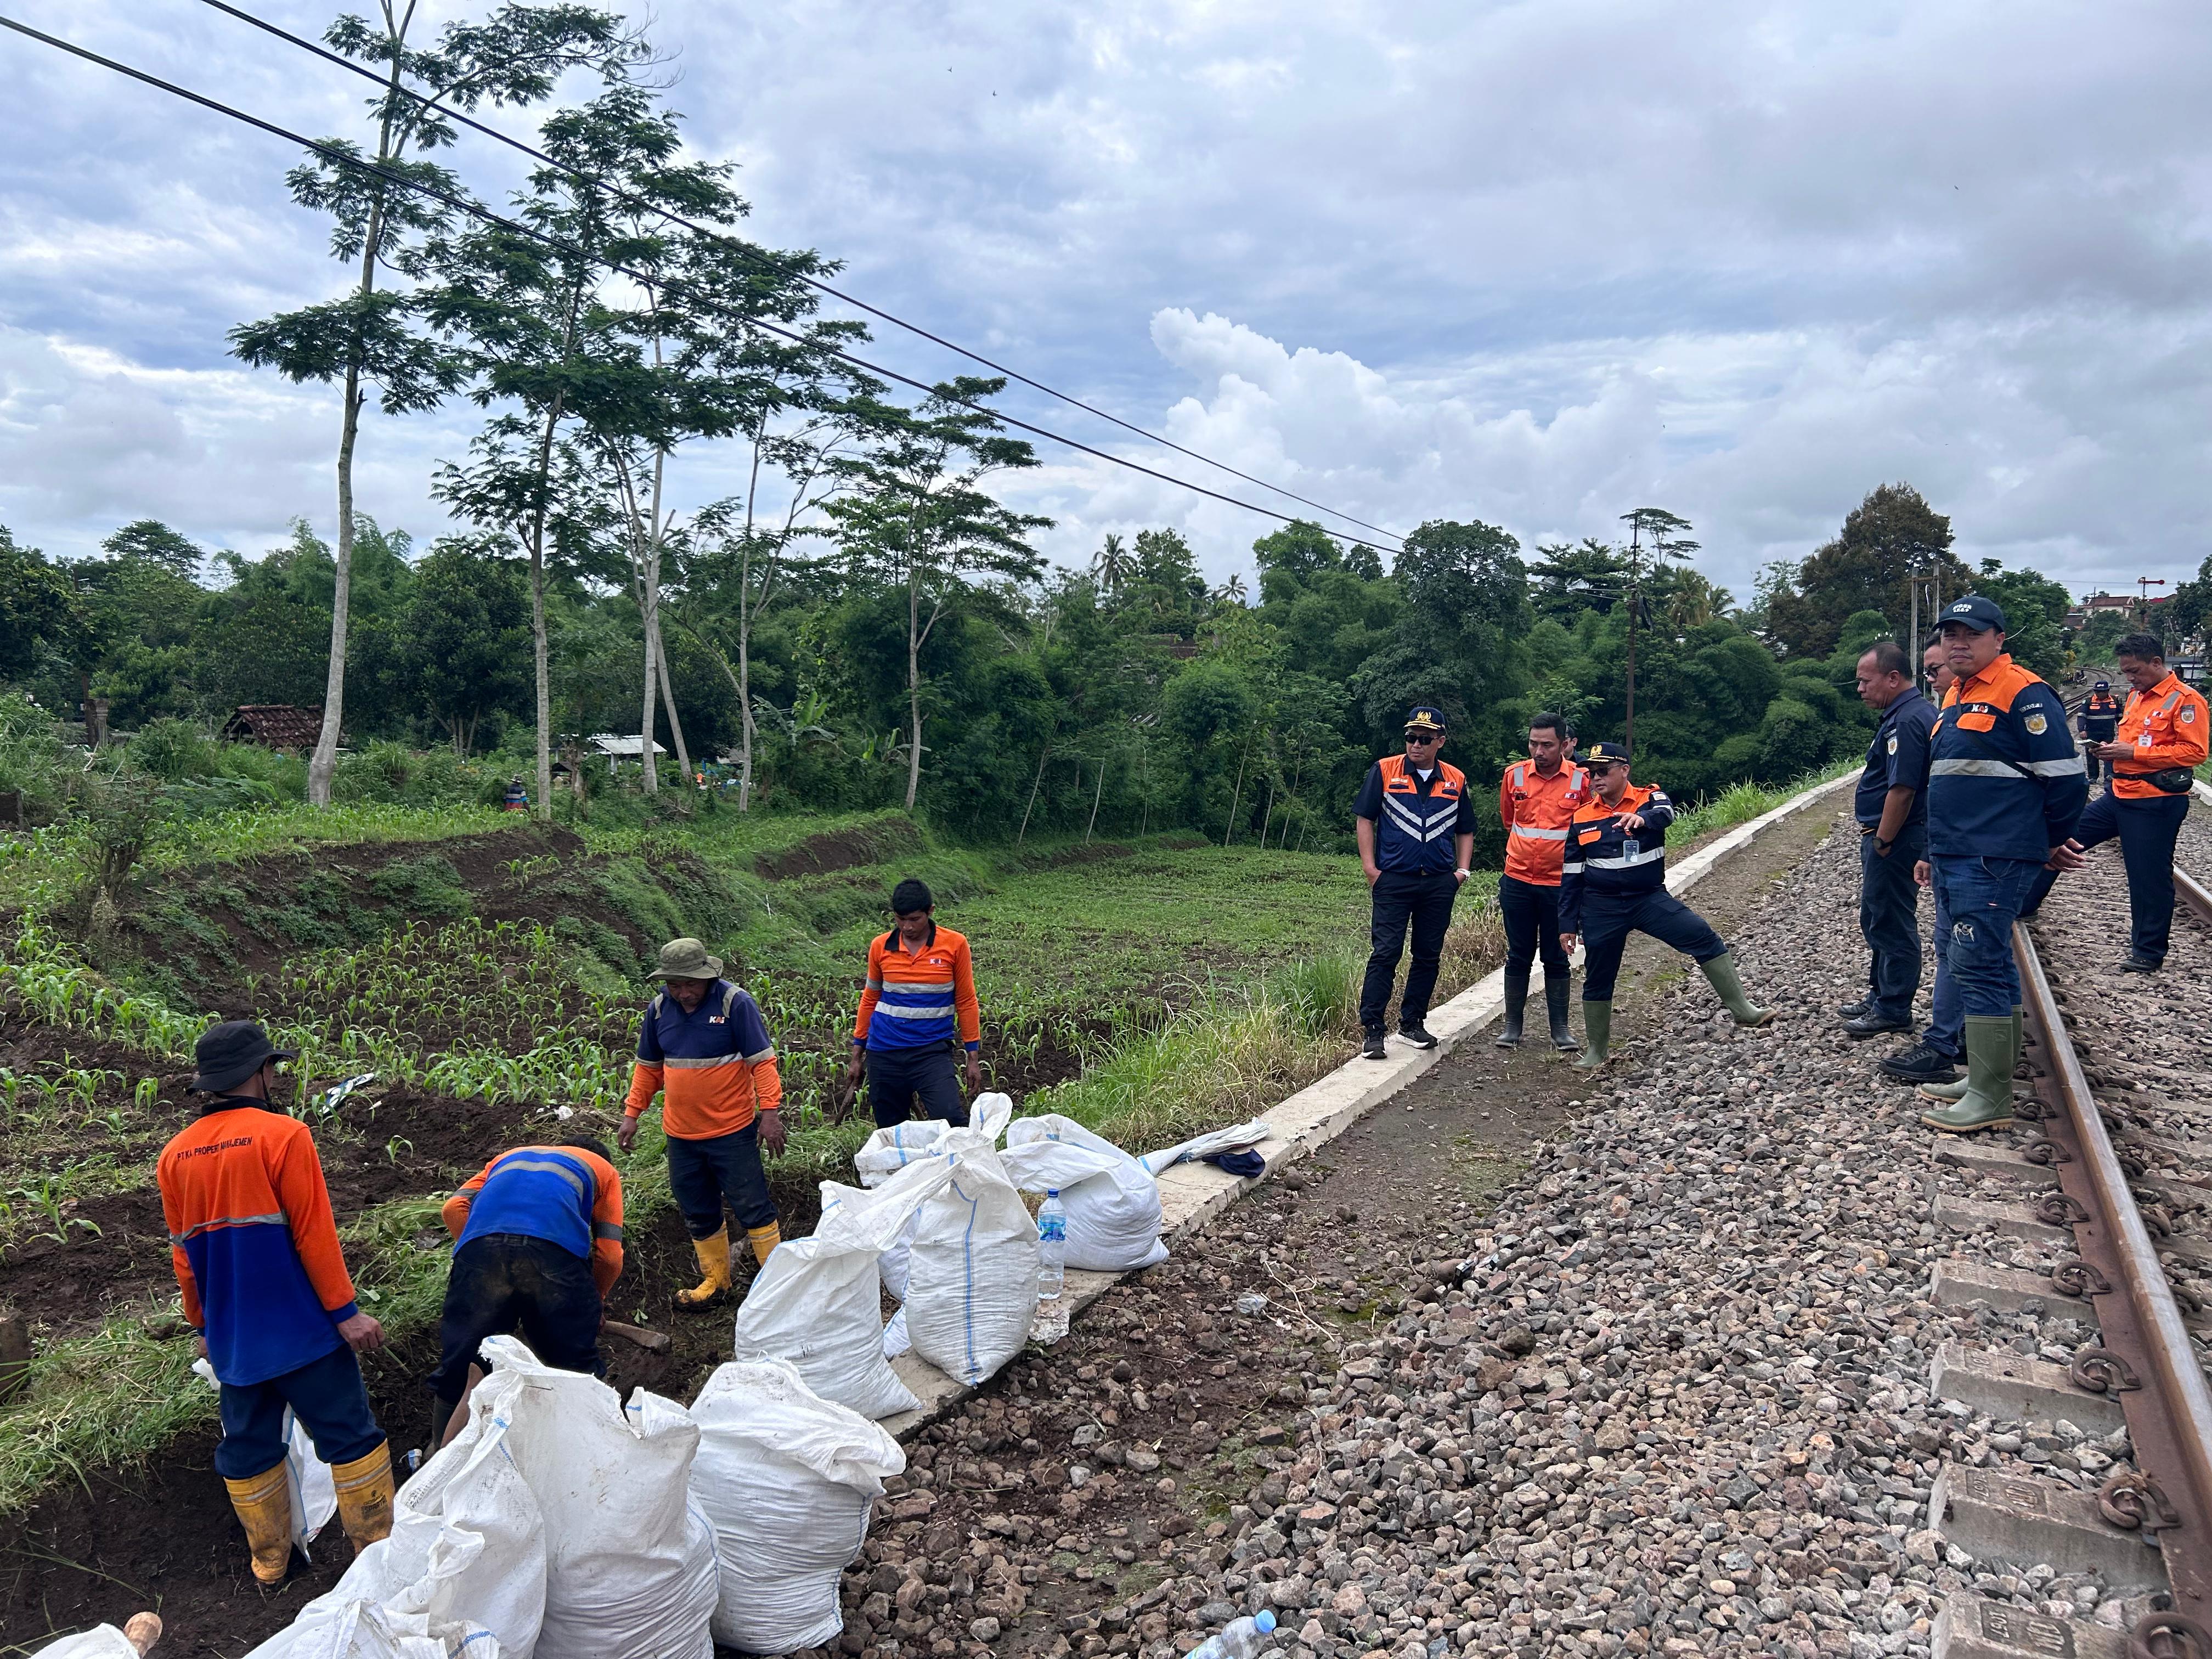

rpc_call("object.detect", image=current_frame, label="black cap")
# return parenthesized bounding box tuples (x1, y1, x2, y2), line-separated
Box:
(193, 1020, 296, 1093)
(1937, 594, 2007, 634)
(1581, 741, 1630, 768)
(2094, 680, 2110, 690)
(1403, 706, 1447, 737)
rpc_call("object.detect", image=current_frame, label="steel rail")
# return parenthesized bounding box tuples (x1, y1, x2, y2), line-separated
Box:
(2015, 922, 2212, 1654)
(2177, 863, 2212, 926)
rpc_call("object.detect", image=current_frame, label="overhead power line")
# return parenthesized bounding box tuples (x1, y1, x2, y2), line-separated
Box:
(191, 0, 1403, 548)
(0, 10, 1404, 557)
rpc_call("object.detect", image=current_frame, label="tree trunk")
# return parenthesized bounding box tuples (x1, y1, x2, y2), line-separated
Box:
(637, 600, 660, 794)
(1017, 733, 1053, 845)
(1223, 733, 1251, 847)
(309, 370, 363, 808)
(653, 613, 694, 791)
(523, 379, 568, 825)
(904, 573, 924, 812)
(738, 430, 763, 812)
(1085, 751, 1106, 843)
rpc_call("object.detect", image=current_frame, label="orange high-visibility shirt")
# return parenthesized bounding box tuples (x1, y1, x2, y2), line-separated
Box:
(2109, 673, 2209, 800)
(1498, 760, 1591, 887)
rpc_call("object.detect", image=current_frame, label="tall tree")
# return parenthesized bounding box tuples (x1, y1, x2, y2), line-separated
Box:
(1764, 483, 1970, 660)
(827, 379, 1052, 810)
(230, 2, 643, 808)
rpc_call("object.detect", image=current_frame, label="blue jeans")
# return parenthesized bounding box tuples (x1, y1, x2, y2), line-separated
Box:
(1927, 874, 1962, 1058)
(1928, 855, 2042, 1019)
(2022, 790, 2188, 962)
(1858, 825, 1926, 1022)
(216, 1342, 383, 1481)
(666, 1124, 777, 1240)
(1579, 887, 1727, 1002)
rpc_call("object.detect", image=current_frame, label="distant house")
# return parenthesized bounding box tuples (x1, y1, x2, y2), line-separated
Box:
(222, 705, 325, 748)
(586, 733, 667, 771)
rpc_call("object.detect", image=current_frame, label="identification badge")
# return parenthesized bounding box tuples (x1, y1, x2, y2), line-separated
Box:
(1886, 735, 1898, 755)
(2024, 713, 2047, 736)
(1624, 839, 1639, 859)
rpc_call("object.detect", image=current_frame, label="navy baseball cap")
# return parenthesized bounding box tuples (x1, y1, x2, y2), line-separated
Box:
(1938, 595, 2007, 634)
(1403, 706, 1447, 736)
(2094, 679, 2110, 690)
(1581, 741, 1630, 768)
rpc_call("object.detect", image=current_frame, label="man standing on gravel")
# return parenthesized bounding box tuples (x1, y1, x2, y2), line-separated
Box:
(159, 1021, 394, 1587)
(1914, 597, 2086, 1134)
(2018, 633, 2207, 972)
(1355, 706, 1476, 1059)
(1842, 642, 1936, 1039)
(1556, 743, 1773, 1068)
(2078, 679, 2123, 783)
(1493, 712, 1589, 1052)
(1880, 645, 1968, 1088)
(620, 938, 786, 1306)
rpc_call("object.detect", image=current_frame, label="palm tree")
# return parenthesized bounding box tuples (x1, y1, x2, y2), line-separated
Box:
(1211, 573, 1249, 605)
(1091, 532, 1132, 595)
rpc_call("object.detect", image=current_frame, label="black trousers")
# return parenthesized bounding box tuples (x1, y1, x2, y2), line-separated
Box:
(431, 1233, 602, 1404)
(866, 1041, 970, 1129)
(1359, 868, 1459, 1032)
(2024, 788, 2190, 961)
(667, 1124, 778, 1239)
(1579, 887, 1727, 1002)
(1498, 874, 1569, 976)
(1858, 823, 1926, 1021)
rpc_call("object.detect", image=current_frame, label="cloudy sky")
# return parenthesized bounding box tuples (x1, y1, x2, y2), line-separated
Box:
(3, 0, 2208, 600)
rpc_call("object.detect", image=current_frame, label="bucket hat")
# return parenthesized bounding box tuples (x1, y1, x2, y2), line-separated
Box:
(193, 1020, 297, 1093)
(650, 937, 724, 980)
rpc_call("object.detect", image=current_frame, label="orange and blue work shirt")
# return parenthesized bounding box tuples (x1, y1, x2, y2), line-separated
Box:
(2080, 691, 2123, 740)
(1557, 782, 1677, 935)
(1354, 754, 1474, 874)
(158, 1100, 359, 1387)
(853, 923, 982, 1054)
(2108, 672, 2208, 802)
(442, 1144, 626, 1297)
(1498, 759, 1590, 887)
(624, 980, 784, 1141)
(1927, 654, 2086, 859)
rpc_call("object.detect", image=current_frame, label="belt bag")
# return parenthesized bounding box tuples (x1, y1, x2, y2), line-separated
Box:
(2134, 766, 2196, 794)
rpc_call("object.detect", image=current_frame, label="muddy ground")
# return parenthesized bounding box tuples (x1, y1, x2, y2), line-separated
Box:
(0, 802, 1837, 1655)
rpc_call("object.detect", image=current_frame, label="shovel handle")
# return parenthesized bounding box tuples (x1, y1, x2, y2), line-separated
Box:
(599, 1318, 672, 1353)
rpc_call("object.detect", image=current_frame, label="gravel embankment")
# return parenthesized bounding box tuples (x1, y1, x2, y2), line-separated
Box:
(820, 806, 2212, 1659)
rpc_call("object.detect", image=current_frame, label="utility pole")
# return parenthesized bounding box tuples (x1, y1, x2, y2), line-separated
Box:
(2136, 576, 2168, 636)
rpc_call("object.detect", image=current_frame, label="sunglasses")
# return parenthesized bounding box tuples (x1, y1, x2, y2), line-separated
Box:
(1404, 730, 1442, 742)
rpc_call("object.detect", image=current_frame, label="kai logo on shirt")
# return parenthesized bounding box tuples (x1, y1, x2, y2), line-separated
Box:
(1886, 735, 1898, 754)
(2024, 713, 2047, 735)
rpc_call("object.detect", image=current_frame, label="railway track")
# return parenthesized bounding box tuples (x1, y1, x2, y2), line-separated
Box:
(1927, 843, 2212, 1659)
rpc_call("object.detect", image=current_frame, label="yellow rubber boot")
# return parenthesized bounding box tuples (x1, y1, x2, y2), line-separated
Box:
(331, 1442, 394, 1553)
(224, 1465, 295, 1585)
(746, 1221, 782, 1269)
(677, 1227, 732, 1307)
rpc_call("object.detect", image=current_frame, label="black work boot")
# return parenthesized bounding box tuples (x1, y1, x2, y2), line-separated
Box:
(1544, 973, 1578, 1051)
(1496, 967, 1530, 1047)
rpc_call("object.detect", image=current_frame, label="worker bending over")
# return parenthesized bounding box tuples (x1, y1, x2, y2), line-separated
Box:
(431, 1137, 625, 1445)
(620, 937, 785, 1306)
(1557, 743, 1773, 1069)
(844, 877, 984, 1128)
(159, 1022, 393, 1587)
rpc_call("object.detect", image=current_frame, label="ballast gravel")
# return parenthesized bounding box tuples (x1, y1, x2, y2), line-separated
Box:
(805, 808, 2212, 1659)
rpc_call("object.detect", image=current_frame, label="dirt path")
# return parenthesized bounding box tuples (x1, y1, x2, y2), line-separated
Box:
(812, 802, 1847, 1659)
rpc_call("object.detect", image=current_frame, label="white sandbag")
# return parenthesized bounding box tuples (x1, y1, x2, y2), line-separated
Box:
(906, 1101, 1039, 1387)
(245, 1360, 545, 1659)
(473, 1337, 716, 1659)
(30, 1629, 157, 1659)
(1138, 1118, 1272, 1175)
(194, 1357, 337, 1551)
(1001, 1114, 1169, 1273)
(691, 1359, 906, 1654)
(733, 1154, 955, 1419)
(853, 1118, 951, 1188)
(881, 1305, 911, 1358)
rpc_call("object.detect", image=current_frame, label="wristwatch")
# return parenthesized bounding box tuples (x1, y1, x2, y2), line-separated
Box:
(1875, 836, 1893, 853)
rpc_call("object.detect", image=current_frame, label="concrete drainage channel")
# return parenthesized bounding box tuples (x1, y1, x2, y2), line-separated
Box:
(1922, 811, 2212, 1659)
(877, 771, 1857, 1441)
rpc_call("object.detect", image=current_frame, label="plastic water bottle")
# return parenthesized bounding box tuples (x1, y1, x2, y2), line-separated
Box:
(1183, 1611, 1277, 1658)
(1032, 1190, 1069, 1342)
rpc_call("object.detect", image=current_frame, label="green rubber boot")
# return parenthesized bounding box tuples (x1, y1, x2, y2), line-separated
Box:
(1921, 1015, 2015, 1133)
(1917, 1006, 2021, 1103)
(1700, 952, 1775, 1028)
(1573, 1001, 1611, 1069)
